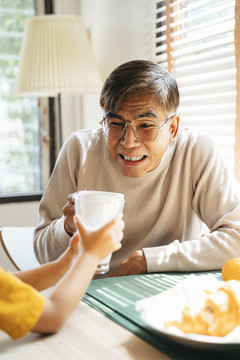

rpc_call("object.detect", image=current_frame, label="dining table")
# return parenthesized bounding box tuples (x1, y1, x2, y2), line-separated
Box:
(0, 271, 239, 360)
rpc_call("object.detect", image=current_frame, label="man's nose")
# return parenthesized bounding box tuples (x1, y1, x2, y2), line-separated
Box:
(120, 124, 139, 147)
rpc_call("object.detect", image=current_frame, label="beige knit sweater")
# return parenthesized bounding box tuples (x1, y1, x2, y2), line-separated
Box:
(34, 127, 240, 274)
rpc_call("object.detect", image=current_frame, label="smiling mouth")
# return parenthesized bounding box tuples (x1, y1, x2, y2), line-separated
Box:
(120, 154, 146, 162)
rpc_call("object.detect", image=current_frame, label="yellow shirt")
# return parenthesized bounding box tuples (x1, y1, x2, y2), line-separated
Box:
(0, 267, 46, 340)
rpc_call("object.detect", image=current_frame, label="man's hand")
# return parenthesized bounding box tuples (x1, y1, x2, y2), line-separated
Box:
(62, 193, 77, 236)
(110, 250, 147, 277)
(62, 188, 94, 236)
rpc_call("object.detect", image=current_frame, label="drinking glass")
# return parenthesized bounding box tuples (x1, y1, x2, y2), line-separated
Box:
(75, 191, 125, 274)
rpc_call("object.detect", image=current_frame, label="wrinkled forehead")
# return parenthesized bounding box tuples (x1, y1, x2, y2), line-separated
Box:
(102, 90, 163, 113)
(113, 93, 165, 117)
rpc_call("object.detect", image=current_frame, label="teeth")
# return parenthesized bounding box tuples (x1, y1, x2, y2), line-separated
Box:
(123, 155, 144, 161)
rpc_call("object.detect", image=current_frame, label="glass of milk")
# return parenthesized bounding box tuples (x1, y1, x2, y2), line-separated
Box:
(74, 191, 125, 274)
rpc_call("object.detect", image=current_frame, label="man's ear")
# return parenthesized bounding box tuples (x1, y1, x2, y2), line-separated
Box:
(169, 115, 180, 141)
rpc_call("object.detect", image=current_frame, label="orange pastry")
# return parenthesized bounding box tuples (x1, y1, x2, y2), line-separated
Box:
(165, 280, 240, 337)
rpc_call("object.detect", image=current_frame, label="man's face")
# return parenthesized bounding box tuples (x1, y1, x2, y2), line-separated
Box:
(104, 93, 179, 177)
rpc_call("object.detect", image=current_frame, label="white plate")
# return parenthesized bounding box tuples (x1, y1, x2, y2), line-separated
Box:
(135, 275, 240, 349)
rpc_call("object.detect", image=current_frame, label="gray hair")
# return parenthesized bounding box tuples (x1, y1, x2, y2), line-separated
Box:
(100, 60, 179, 115)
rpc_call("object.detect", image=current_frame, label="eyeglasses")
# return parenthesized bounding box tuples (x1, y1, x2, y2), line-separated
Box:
(100, 115, 174, 142)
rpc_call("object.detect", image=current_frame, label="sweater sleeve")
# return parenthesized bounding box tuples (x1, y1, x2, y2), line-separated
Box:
(143, 133, 240, 273)
(0, 268, 45, 340)
(34, 133, 81, 264)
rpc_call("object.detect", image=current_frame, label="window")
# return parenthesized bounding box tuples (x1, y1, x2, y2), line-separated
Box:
(0, 0, 44, 199)
(155, 0, 237, 178)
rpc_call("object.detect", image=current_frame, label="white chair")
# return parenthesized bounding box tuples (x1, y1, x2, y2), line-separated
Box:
(0, 227, 40, 271)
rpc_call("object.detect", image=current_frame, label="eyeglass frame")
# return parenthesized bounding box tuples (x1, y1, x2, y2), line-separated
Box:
(100, 113, 175, 142)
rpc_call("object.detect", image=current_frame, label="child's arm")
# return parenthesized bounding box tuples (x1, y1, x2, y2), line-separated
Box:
(32, 214, 123, 333)
(14, 233, 80, 291)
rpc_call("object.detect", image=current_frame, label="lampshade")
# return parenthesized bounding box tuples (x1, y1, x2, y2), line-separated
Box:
(15, 15, 102, 96)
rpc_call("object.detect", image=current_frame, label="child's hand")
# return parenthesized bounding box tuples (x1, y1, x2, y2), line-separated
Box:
(68, 232, 81, 255)
(74, 214, 124, 261)
(53, 231, 81, 277)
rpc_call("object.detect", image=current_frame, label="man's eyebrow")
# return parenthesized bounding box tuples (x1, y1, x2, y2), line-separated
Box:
(137, 112, 157, 118)
(105, 111, 157, 120)
(106, 112, 123, 120)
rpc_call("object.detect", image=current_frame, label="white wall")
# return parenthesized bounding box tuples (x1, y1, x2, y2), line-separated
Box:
(0, 202, 39, 227)
(0, 0, 154, 227)
(60, 0, 154, 141)
(85, 0, 154, 80)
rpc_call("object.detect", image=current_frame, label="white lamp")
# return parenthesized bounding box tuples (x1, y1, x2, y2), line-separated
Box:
(15, 15, 102, 157)
(15, 15, 102, 96)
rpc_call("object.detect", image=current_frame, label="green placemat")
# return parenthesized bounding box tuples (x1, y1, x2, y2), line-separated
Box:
(83, 271, 239, 360)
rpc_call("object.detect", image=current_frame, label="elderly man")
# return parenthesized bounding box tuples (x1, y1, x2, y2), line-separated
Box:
(34, 60, 240, 277)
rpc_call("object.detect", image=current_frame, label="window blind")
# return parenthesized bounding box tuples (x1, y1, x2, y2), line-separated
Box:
(155, 0, 236, 175)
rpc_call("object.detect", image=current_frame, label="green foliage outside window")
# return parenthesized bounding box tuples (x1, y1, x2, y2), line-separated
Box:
(0, 0, 41, 194)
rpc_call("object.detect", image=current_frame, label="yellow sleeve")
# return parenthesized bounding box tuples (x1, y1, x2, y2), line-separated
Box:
(0, 267, 46, 340)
